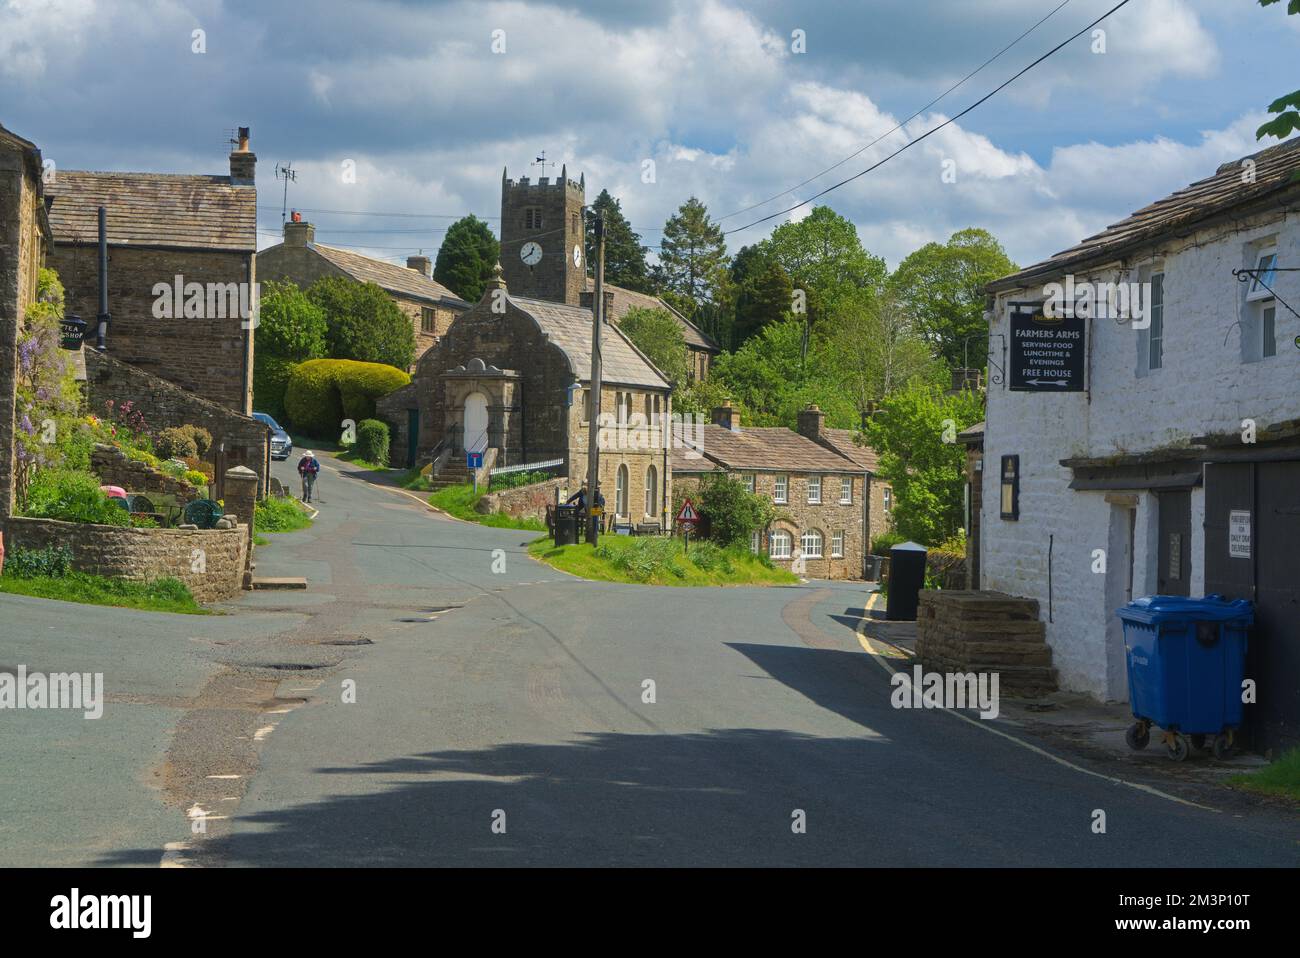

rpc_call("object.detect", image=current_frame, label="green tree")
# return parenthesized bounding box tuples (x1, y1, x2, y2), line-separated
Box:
(306, 276, 416, 371)
(1258, 1, 1300, 140)
(731, 244, 792, 345)
(585, 189, 651, 292)
(658, 197, 729, 318)
(434, 215, 500, 302)
(889, 228, 1016, 370)
(862, 382, 984, 546)
(825, 287, 936, 418)
(764, 206, 887, 327)
(696, 473, 775, 547)
(256, 280, 327, 361)
(618, 306, 690, 386)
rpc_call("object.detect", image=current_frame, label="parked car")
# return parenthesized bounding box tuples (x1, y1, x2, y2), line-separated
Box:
(253, 412, 293, 460)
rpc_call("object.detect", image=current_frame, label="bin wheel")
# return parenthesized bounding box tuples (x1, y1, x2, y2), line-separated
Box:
(1190, 734, 1207, 751)
(1125, 722, 1150, 751)
(1166, 734, 1191, 762)
(1212, 735, 1233, 761)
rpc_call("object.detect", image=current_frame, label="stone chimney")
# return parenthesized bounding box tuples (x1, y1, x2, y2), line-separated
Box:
(407, 255, 432, 277)
(950, 367, 983, 392)
(797, 403, 825, 442)
(229, 126, 256, 184)
(284, 217, 315, 247)
(712, 401, 740, 432)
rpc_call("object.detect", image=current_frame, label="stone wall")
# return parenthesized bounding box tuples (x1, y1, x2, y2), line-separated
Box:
(915, 590, 1058, 697)
(476, 476, 568, 522)
(2, 515, 248, 602)
(84, 350, 269, 496)
(48, 244, 254, 413)
(90, 443, 203, 503)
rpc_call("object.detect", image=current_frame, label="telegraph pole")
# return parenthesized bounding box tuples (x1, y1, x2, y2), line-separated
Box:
(585, 214, 605, 545)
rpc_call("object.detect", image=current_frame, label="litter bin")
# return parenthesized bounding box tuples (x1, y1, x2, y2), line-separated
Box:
(1117, 594, 1252, 761)
(554, 504, 581, 546)
(886, 541, 928, 621)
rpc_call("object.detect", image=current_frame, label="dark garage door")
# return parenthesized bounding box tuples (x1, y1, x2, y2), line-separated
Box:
(1204, 461, 1300, 755)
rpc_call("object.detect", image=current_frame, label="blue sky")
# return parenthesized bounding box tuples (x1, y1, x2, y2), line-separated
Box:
(2, 0, 1296, 271)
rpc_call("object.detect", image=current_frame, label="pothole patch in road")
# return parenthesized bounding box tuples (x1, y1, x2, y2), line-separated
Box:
(396, 605, 461, 623)
(318, 637, 375, 646)
(249, 662, 328, 671)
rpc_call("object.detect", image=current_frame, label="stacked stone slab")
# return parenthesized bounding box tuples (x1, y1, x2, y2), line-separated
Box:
(915, 590, 1058, 697)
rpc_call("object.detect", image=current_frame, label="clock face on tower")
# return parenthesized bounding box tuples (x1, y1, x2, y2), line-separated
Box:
(572, 244, 582, 268)
(520, 241, 542, 266)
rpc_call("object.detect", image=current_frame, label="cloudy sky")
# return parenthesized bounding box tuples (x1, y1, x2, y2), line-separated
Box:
(2, 0, 1296, 272)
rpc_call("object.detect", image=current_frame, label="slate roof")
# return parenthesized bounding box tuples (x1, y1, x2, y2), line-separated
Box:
(46, 170, 255, 252)
(822, 427, 880, 472)
(312, 243, 468, 307)
(510, 295, 670, 390)
(587, 279, 720, 352)
(670, 423, 862, 474)
(988, 136, 1300, 292)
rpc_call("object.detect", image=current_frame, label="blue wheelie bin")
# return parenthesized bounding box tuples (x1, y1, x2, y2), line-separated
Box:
(1116, 595, 1252, 761)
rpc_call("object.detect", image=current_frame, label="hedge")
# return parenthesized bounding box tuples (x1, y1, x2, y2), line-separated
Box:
(253, 354, 300, 424)
(283, 358, 410, 439)
(355, 419, 390, 466)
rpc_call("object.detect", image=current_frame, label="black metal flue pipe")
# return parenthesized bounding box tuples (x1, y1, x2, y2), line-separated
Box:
(95, 205, 110, 351)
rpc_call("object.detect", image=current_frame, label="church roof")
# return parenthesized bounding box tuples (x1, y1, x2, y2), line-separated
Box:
(586, 279, 720, 352)
(313, 243, 468, 307)
(47, 170, 255, 252)
(509, 295, 671, 390)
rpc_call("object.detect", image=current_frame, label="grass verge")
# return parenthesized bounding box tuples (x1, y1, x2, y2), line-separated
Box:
(527, 534, 798, 587)
(0, 571, 208, 614)
(335, 448, 393, 471)
(254, 496, 313, 534)
(429, 483, 546, 530)
(1228, 748, 1300, 801)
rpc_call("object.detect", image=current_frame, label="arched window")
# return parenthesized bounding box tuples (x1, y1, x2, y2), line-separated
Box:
(769, 530, 792, 560)
(801, 529, 824, 559)
(616, 464, 629, 518)
(645, 465, 657, 517)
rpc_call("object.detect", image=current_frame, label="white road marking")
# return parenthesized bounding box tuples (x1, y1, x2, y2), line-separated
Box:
(160, 841, 194, 868)
(253, 725, 276, 741)
(206, 774, 243, 780)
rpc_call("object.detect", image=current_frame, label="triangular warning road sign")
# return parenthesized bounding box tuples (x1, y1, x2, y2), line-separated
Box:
(676, 499, 698, 522)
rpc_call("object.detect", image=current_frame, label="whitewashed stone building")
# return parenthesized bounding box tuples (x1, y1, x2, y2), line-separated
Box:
(980, 137, 1300, 754)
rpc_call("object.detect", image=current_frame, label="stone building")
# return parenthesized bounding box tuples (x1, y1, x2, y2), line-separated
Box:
(257, 217, 470, 363)
(378, 266, 674, 526)
(0, 122, 53, 520)
(45, 128, 258, 415)
(499, 167, 719, 380)
(670, 403, 891, 580)
(981, 136, 1300, 753)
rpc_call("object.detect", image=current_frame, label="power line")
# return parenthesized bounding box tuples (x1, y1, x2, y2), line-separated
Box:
(725, 0, 1133, 236)
(717, 0, 1072, 223)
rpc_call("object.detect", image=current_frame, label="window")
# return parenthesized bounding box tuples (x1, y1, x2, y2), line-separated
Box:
(525, 208, 543, 230)
(773, 475, 788, 504)
(616, 464, 629, 518)
(831, 531, 844, 558)
(750, 530, 761, 554)
(571, 212, 579, 236)
(742, 474, 755, 494)
(1148, 271, 1164, 371)
(1248, 248, 1278, 302)
(1000, 455, 1020, 521)
(807, 476, 821, 504)
(840, 477, 853, 504)
(421, 307, 437, 334)
(769, 530, 792, 559)
(882, 487, 892, 514)
(1263, 303, 1277, 359)
(800, 529, 823, 559)
(616, 392, 632, 424)
(645, 465, 657, 517)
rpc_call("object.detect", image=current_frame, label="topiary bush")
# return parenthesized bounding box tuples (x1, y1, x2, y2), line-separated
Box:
(21, 469, 131, 526)
(155, 426, 199, 460)
(354, 419, 390, 466)
(253, 355, 300, 424)
(284, 358, 410, 439)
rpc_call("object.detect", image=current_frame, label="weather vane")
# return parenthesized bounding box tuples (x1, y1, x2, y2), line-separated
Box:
(532, 151, 553, 177)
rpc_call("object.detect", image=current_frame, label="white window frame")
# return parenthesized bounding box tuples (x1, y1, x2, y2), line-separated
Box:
(831, 531, 844, 558)
(742, 473, 755, 494)
(773, 474, 788, 504)
(800, 529, 823, 559)
(1147, 270, 1164, 371)
(882, 487, 892, 513)
(1262, 301, 1277, 359)
(615, 464, 629, 519)
(807, 475, 821, 504)
(1248, 248, 1278, 302)
(644, 465, 657, 517)
(839, 477, 853, 505)
(750, 530, 760, 554)
(769, 530, 791, 559)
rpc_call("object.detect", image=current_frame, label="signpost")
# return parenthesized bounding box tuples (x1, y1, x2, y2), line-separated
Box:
(467, 451, 483, 493)
(1008, 303, 1086, 392)
(676, 499, 699, 551)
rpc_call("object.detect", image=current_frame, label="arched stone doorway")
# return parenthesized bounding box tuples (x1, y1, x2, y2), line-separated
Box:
(463, 391, 489, 453)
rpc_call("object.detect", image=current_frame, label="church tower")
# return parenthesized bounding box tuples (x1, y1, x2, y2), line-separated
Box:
(500, 165, 586, 305)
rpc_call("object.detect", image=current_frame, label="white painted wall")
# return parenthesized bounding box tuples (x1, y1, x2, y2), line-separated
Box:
(981, 206, 1298, 700)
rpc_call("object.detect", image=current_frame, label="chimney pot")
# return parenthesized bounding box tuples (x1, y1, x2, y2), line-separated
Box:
(711, 402, 740, 432)
(284, 219, 315, 247)
(407, 255, 432, 277)
(797, 403, 826, 441)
